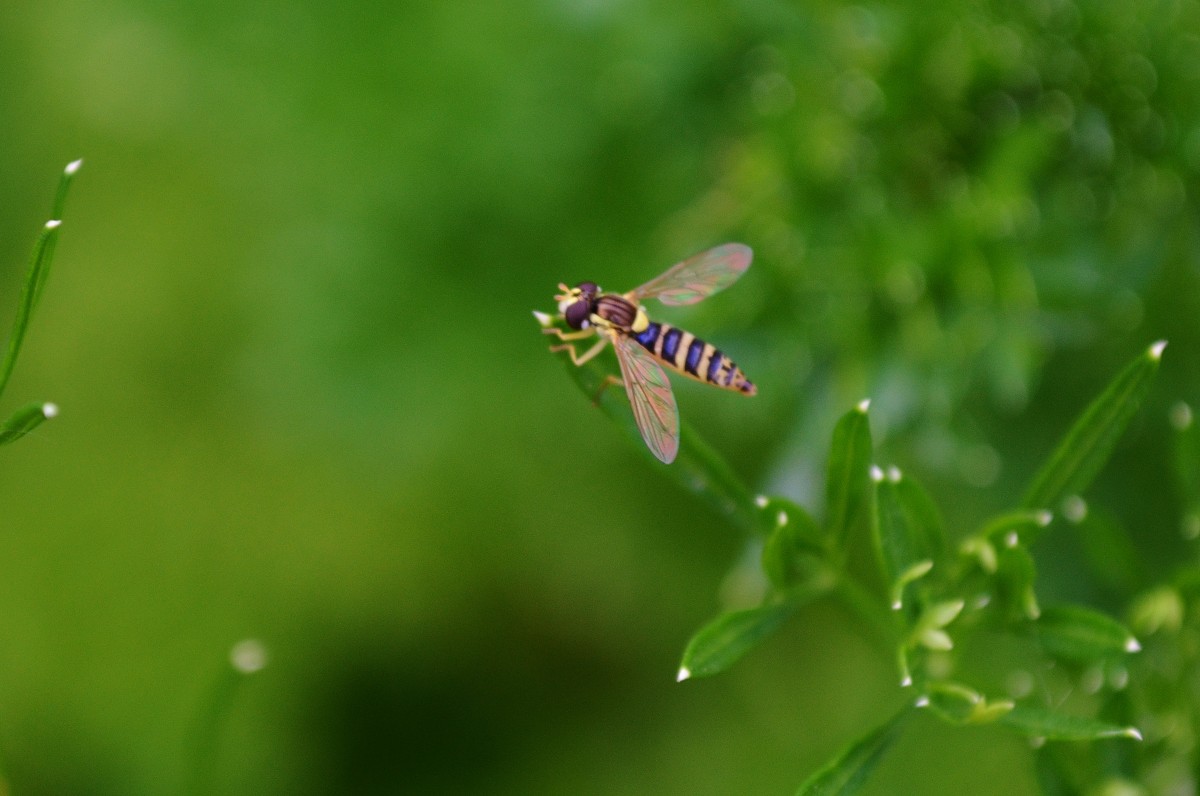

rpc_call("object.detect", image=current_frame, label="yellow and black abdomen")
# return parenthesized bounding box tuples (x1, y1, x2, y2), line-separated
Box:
(633, 321, 756, 396)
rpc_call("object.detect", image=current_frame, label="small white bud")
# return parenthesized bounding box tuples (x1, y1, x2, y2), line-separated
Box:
(229, 639, 268, 673)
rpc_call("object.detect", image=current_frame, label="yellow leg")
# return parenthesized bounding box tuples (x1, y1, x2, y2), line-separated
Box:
(550, 336, 609, 367)
(591, 374, 623, 405)
(542, 327, 594, 341)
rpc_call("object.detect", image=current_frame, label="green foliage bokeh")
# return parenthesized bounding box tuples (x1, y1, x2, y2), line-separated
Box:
(2, 0, 1199, 793)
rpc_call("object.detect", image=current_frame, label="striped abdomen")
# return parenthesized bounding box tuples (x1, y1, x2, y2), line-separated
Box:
(632, 321, 756, 396)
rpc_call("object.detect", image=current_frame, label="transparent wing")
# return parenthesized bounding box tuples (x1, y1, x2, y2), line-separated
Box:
(611, 332, 679, 464)
(631, 243, 752, 306)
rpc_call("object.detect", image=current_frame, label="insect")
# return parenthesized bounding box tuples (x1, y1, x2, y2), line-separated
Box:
(541, 243, 756, 464)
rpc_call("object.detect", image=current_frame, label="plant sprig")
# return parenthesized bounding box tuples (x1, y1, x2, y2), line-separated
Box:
(540, 322, 1167, 793)
(0, 160, 82, 442)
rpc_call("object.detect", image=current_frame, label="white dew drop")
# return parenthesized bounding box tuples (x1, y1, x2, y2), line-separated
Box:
(45, 219, 62, 230)
(856, 398, 871, 413)
(1170, 401, 1193, 431)
(676, 667, 691, 683)
(1149, 340, 1168, 360)
(65, 159, 83, 175)
(229, 638, 268, 674)
(1036, 510, 1053, 527)
(869, 464, 885, 482)
(1062, 495, 1088, 524)
(1125, 636, 1142, 653)
(1124, 727, 1144, 741)
(41, 403, 58, 419)
(887, 465, 902, 483)
(914, 695, 930, 708)
(755, 495, 769, 508)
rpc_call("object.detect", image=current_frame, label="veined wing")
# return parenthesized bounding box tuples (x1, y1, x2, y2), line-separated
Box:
(631, 243, 752, 306)
(611, 332, 679, 464)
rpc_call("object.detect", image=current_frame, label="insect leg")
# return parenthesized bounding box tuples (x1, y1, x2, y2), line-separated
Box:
(549, 336, 609, 367)
(591, 374, 623, 405)
(542, 327, 594, 341)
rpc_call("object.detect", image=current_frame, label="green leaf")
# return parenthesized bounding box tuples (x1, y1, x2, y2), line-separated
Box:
(1023, 341, 1165, 511)
(760, 497, 825, 589)
(0, 402, 57, 447)
(677, 601, 800, 681)
(0, 160, 81, 403)
(1035, 604, 1140, 664)
(795, 709, 908, 796)
(995, 545, 1039, 621)
(0, 223, 62, 401)
(824, 400, 873, 547)
(894, 471, 946, 564)
(536, 315, 758, 533)
(998, 704, 1142, 741)
(34, 159, 83, 308)
(871, 466, 934, 609)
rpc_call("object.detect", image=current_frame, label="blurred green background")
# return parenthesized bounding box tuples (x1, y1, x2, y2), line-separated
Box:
(1, 0, 1198, 793)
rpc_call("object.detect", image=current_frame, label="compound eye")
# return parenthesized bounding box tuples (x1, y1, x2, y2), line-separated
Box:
(564, 300, 592, 330)
(576, 281, 598, 296)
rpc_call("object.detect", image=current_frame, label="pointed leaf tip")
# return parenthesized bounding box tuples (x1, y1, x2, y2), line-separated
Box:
(1022, 344, 1164, 510)
(532, 310, 552, 327)
(678, 603, 798, 679)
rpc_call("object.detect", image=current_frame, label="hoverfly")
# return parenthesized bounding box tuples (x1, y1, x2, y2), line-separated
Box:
(541, 243, 756, 464)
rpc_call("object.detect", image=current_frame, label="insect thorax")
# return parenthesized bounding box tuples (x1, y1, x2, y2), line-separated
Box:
(595, 294, 648, 332)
